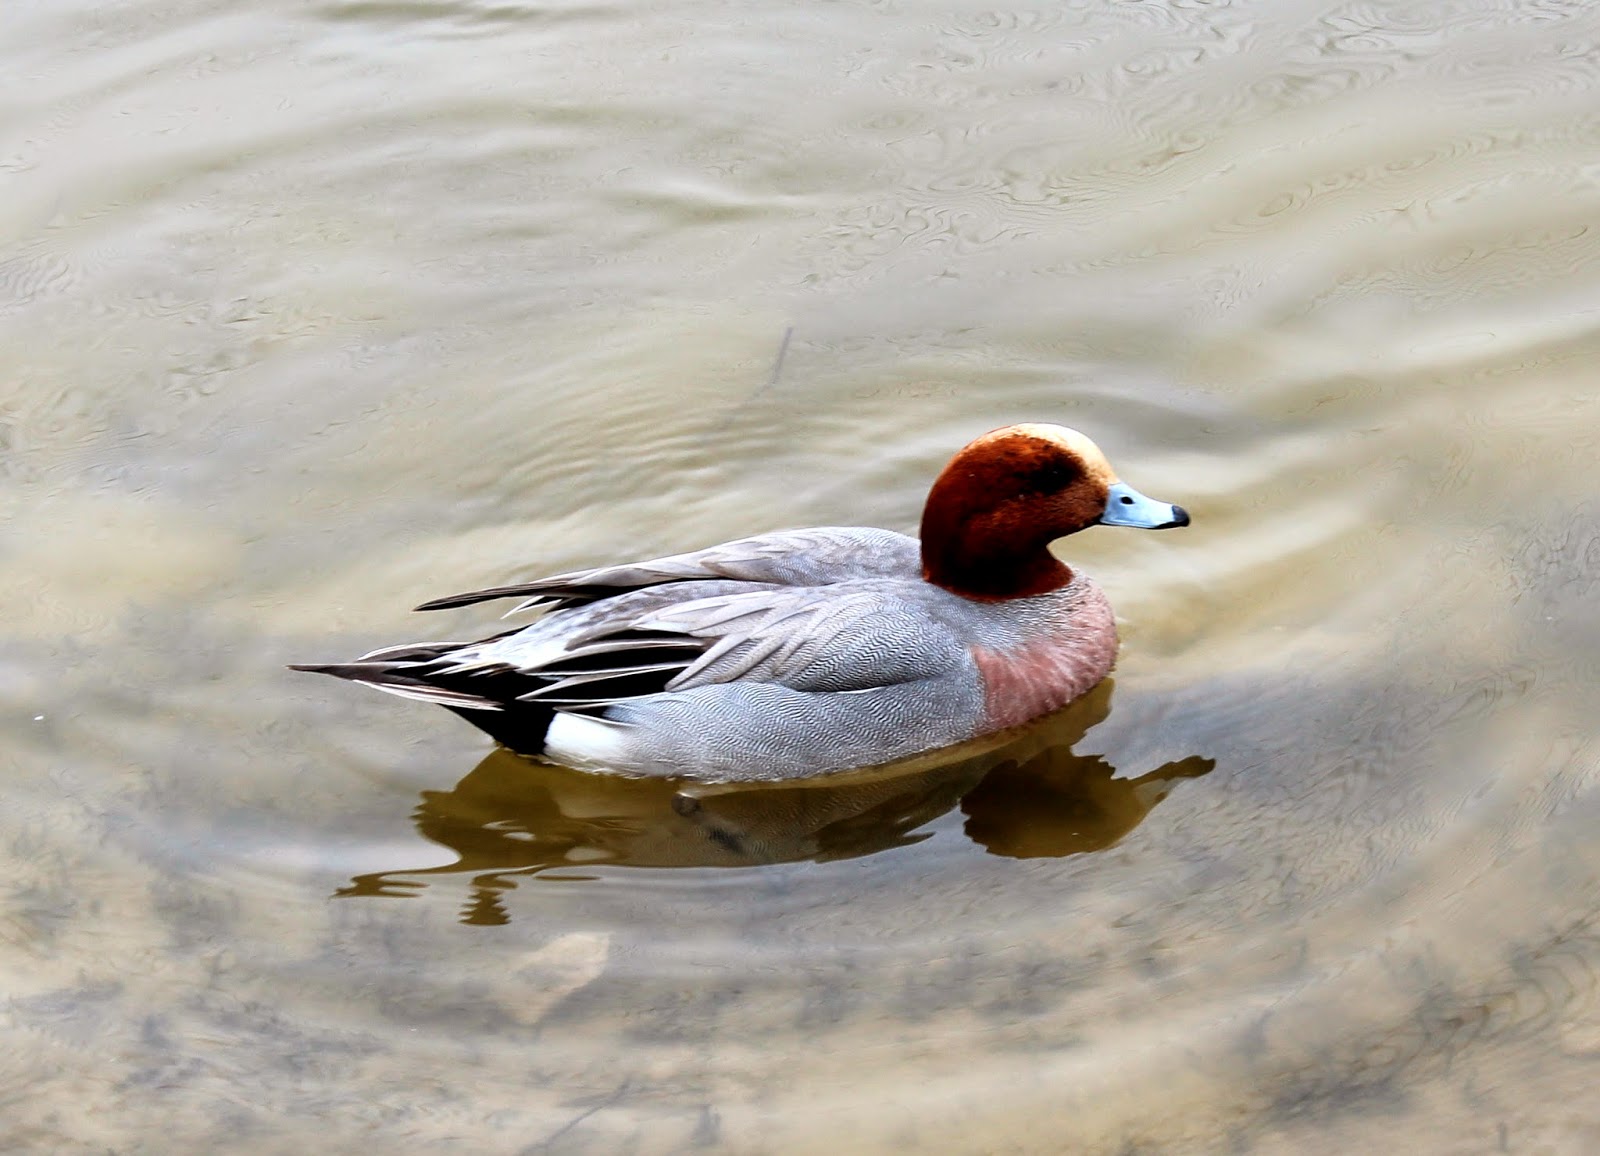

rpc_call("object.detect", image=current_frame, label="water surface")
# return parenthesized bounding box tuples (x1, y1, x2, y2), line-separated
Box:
(6, 0, 1600, 1152)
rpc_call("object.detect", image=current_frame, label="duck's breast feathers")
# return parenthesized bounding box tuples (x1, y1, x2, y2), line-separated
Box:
(969, 577, 1117, 729)
(414, 527, 921, 613)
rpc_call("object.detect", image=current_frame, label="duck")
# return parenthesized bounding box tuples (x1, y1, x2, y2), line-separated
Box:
(292, 423, 1189, 781)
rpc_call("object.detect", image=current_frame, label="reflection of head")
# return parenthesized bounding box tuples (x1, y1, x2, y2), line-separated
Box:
(960, 752, 1214, 859)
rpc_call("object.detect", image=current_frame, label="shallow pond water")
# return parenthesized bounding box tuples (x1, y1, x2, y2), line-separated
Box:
(6, 0, 1600, 1152)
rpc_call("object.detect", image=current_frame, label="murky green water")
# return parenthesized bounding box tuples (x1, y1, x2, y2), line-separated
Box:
(6, 0, 1600, 1151)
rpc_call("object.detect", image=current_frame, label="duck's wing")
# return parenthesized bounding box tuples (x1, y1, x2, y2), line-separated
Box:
(385, 580, 962, 715)
(649, 585, 960, 693)
(413, 527, 920, 613)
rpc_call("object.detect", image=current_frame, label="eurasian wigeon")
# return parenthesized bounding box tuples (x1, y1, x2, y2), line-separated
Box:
(294, 423, 1189, 780)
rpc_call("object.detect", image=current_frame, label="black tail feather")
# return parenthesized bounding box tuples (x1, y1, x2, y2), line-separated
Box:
(289, 659, 557, 755)
(441, 704, 556, 753)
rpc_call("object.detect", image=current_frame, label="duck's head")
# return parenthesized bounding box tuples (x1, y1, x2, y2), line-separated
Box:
(919, 423, 1189, 601)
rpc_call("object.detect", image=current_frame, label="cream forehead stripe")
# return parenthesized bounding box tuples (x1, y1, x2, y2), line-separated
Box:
(969, 423, 1120, 485)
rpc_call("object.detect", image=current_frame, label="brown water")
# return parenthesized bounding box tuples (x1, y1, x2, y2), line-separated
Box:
(7, 0, 1600, 1151)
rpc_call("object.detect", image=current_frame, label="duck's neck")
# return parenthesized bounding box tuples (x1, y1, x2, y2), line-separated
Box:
(919, 505, 1074, 602)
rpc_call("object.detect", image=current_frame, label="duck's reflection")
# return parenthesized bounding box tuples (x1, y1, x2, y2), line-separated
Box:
(340, 682, 1212, 923)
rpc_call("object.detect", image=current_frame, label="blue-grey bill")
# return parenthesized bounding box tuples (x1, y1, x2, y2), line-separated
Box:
(1099, 481, 1190, 529)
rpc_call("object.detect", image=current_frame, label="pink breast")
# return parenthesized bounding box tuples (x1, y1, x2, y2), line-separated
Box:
(971, 630, 1117, 732)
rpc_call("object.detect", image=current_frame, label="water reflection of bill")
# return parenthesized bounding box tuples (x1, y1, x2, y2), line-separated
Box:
(340, 681, 1212, 924)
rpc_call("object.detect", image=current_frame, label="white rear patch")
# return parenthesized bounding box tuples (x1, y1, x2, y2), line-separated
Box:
(545, 712, 635, 772)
